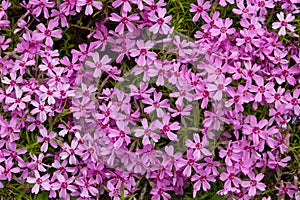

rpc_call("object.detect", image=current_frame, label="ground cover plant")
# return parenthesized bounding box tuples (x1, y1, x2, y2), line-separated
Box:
(0, 0, 299, 199)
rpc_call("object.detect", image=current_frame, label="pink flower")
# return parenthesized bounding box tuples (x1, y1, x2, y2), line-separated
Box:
(232, 1, 256, 18)
(220, 166, 241, 192)
(36, 20, 62, 47)
(149, 8, 172, 34)
(130, 40, 157, 66)
(241, 173, 266, 196)
(6, 87, 31, 111)
(2, 72, 23, 94)
(27, 170, 50, 194)
(77, 0, 103, 15)
(142, 90, 170, 118)
(236, 30, 261, 52)
(51, 174, 77, 200)
(210, 18, 235, 41)
(192, 169, 216, 197)
(155, 113, 180, 141)
(30, 100, 51, 123)
(0, 160, 20, 181)
(85, 53, 112, 78)
(185, 134, 211, 159)
(148, 60, 172, 86)
(108, 120, 131, 148)
(190, 0, 211, 22)
(30, 0, 55, 19)
(60, 140, 80, 165)
(109, 12, 139, 34)
(272, 12, 295, 36)
(37, 128, 57, 152)
(134, 118, 160, 145)
(112, 0, 136, 13)
(242, 115, 269, 146)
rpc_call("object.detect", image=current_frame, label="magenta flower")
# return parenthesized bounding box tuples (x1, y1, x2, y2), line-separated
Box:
(108, 120, 131, 148)
(2, 72, 23, 94)
(210, 18, 235, 41)
(220, 166, 241, 192)
(149, 8, 172, 34)
(219, 141, 240, 166)
(51, 174, 77, 200)
(6, 87, 31, 111)
(30, 0, 55, 19)
(185, 134, 211, 159)
(0, 160, 20, 181)
(85, 53, 112, 78)
(27, 170, 50, 194)
(155, 113, 180, 141)
(242, 115, 269, 146)
(249, 76, 274, 102)
(27, 153, 48, 172)
(130, 40, 157, 66)
(75, 177, 98, 198)
(148, 60, 172, 86)
(37, 128, 57, 152)
(60, 140, 80, 165)
(241, 173, 266, 196)
(285, 89, 300, 115)
(272, 12, 295, 36)
(192, 169, 216, 197)
(134, 118, 160, 145)
(236, 30, 261, 52)
(232, 1, 256, 18)
(109, 12, 139, 34)
(36, 20, 62, 47)
(190, 0, 211, 22)
(142, 91, 170, 118)
(77, 0, 103, 15)
(112, 0, 136, 13)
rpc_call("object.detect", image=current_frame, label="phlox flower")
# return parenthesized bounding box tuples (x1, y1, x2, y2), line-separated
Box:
(85, 53, 112, 78)
(36, 20, 62, 47)
(0, 160, 20, 181)
(60, 140, 80, 165)
(210, 18, 235, 41)
(232, 1, 256, 18)
(190, 0, 211, 22)
(37, 128, 57, 152)
(77, 0, 103, 15)
(27, 170, 50, 194)
(149, 8, 172, 34)
(130, 40, 157, 66)
(2, 72, 23, 94)
(272, 12, 295, 36)
(6, 87, 31, 111)
(220, 166, 241, 193)
(241, 173, 266, 196)
(30, 0, 55, 19)
(191, 169, 216, 197)
(134, 118, 160, 145)
(242, 115, 269, 146)
(108, 120, 131, 148)
(236, 30, 261, 52)
(51, 174, 77, 200)
(155, 113, 180, 141)
(185, 134, 211, 160)
(109, 12, 139, 34)
(112, 0, 136, 13)
(142, 90, 170, 118)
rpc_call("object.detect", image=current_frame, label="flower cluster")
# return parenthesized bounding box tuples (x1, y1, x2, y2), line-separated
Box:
(0, 0, 299, 199)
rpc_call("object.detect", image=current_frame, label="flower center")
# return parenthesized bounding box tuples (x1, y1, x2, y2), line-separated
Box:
(220, 27, 227, 33)
(157, 18, 164, 25)
(44, 30, 51, 37)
